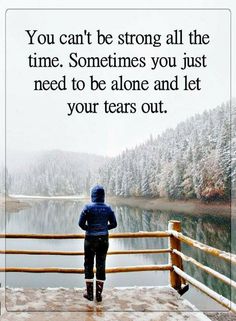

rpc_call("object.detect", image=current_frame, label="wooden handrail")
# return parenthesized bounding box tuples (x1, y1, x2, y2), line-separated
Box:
(173, 265, 236, 313)
(1, 220, 235, 313)
(170, 230, 236, 264)
(0, 231, 170, 239)
(169, 221, 236, 313)
(0, 264, 172, 273)
(0, 248, 170, 256)
(173, 249, 236, 289)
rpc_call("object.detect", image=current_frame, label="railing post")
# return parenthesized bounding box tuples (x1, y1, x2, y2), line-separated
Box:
(168, 220, 183, 290)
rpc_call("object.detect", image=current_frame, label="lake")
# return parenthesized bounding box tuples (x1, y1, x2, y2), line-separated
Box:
(0, 199, 232, 311)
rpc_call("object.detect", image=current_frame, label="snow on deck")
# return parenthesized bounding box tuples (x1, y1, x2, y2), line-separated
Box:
(0, 286, 211, 321)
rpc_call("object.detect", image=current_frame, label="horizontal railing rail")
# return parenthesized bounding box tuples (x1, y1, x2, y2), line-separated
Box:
(0, 248, 170, 255)
(173, 249, 236, 289)
(0, 231, 170, 239)
(170, 230, 236, 264)
(173, 265, 236, 313)
(0, 264, 172, 274)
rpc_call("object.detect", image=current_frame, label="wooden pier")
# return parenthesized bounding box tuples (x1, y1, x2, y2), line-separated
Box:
(0, 286, 214, 321)
(0, 220, 235, 320)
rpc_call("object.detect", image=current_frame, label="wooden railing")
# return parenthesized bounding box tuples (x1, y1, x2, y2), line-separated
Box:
(0, 220, 235, 313)
(168, 221, 236, 313)
(0, 231, 172, 274)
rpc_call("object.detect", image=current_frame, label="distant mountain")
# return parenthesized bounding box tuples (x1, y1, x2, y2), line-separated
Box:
(7, 150, 107, 196)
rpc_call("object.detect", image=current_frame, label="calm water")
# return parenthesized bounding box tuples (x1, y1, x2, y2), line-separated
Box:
(0, 199, 233, 311)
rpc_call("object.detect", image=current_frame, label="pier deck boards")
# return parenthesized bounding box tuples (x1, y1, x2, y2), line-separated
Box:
(0, 286, 212, 321)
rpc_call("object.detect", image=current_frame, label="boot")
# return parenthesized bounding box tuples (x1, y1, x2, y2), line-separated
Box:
(83, 280, 94, 301)
(96, 280, 104, 302)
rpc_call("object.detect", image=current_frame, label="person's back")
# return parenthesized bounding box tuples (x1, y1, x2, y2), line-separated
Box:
(78, 184, 117, 302)
(79, 185, 117, 236)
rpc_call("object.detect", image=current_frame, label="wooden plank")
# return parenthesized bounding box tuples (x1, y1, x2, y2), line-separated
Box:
(0, 231, 170, 239)
(0, 264, 172, 273)
(173, 249, 236, 289)
(0, 248, 170, 255)
(171, 230, 236, 264)
(173, 265, 236, 313)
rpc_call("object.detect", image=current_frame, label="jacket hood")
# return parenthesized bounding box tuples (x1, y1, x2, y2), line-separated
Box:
(91, 185, 105, 203)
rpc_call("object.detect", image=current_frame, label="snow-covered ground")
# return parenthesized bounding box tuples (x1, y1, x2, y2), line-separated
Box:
(0, 286, 212, 321)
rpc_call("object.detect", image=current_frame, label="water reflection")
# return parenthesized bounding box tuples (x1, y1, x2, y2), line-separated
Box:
(1, 199, 232, 310)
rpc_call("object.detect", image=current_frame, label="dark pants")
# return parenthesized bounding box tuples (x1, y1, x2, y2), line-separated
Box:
(84, 234, 109, 281)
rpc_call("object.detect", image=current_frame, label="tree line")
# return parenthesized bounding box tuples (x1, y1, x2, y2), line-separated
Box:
(1, 102, 234, 202)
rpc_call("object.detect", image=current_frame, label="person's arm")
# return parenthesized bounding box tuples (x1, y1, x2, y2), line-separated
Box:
(108, 208, 117, 230)
(78, 206, 88, 231)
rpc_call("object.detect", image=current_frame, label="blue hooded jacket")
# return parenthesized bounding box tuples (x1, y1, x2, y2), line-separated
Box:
(78, 185, 117, 236)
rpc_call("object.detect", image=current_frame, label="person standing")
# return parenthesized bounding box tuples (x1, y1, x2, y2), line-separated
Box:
(78, 185, 117, 302)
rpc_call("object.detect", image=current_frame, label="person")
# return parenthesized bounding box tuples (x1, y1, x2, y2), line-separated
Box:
(78, 184, 117, 302)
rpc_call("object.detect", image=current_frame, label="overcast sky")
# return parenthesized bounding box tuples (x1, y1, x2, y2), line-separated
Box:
(4, 6, 231, 157)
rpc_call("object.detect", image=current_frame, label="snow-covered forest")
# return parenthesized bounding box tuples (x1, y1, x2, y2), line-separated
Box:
(98, 103, 232, 201)
(2, 102, 234, 201)
(2, 151, 106, 196)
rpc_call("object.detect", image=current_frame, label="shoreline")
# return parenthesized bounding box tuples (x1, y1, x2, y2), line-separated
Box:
(7, 194, 231, 217)
(0, 196, 30, 213)
(108, 196, 231, 217)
